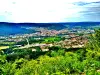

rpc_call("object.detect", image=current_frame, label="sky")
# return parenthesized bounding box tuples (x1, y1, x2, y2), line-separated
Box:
(0, 0, 100, 23)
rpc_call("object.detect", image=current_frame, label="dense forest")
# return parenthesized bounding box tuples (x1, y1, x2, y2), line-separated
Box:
(1, 29, 100, 75)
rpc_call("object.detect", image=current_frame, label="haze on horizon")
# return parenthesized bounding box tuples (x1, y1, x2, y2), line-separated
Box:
(0, 0, 100, 23)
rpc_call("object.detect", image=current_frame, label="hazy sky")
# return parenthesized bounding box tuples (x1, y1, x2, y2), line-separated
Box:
(0, 0, 100, 23)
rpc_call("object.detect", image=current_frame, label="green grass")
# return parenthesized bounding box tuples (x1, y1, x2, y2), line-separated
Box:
(0, 46, 9, 50)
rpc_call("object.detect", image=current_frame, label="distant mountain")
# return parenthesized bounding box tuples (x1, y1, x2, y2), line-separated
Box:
(0, 22, 100, 28)
(0, 22, 100, 36)
(0, 22, 67, 30)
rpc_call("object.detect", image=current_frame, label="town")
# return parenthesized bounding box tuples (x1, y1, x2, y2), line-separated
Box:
(0, 26, 94, 52)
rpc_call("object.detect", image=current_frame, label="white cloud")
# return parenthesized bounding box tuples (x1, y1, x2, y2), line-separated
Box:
(0, 0, 100, 22)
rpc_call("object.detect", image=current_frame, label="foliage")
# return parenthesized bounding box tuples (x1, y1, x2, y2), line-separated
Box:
(86, 29, 100, 60)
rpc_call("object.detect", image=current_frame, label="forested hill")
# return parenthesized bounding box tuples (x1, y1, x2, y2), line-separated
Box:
(0, 22, 100, 31)
(0, 22, 100, 26)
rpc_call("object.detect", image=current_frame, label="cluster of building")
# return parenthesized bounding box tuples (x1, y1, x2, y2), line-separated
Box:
(0, 28, 68, 42)
(55, 34, 88, 48)
(17, 33, 88, 52)
(0, 27, 93, 51)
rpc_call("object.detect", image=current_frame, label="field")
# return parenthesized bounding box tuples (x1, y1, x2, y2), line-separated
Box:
(0, 46, 9, 50)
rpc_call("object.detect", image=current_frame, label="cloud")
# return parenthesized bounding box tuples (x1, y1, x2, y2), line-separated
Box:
(0, 0, 100, 22)
(77, 1, 100, 21)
